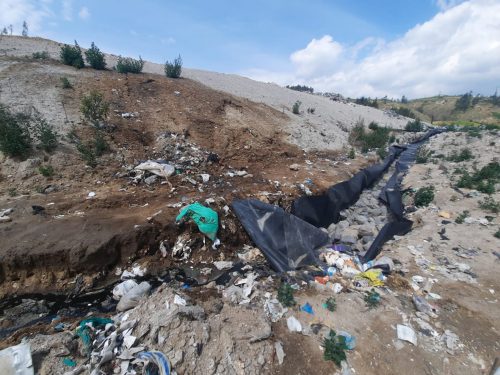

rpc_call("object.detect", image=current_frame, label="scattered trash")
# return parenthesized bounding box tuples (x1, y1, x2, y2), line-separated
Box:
(355, 269, 385, 287)
(134, 160, 175, 179)
(87, 191, 96, 199)
(113, 279, 139, 300)
(159, 240, 168, 257)
(173, 294, 187, 306)
(172, 233, 192, 260)
(117, 281, 151, 311)
(136, 351, 171, 375)
(176, 202, 219, 241)
(412, 294, 437, 316)
(213, 261, 233, 270)
(300, 302, 314, 315)
(63, 358, 77, 367)
(76, 317, 114, 354)
(287, 316, 302, 332)
(397, 324, 417, 346)
(0, 343, 34, 375)
(337, 331, 356, 350)
(264, 298, 288, 322)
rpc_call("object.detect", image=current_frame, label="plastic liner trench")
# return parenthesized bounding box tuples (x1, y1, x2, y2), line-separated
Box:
(232, 128, 445, 271)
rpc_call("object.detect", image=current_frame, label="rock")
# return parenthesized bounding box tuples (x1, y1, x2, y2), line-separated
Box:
(177, 305, 206, 321)
(358, 224, 376, 237)
(213, 261, 233, 270)
(275, 342, 285, 365)
(327, 223, 336, 236)
(144, 175, 157, 185)
(117, 282, 151, 311)
(289, 164, 300, 171)
(0, 216, 12, 223)
(353, 214, 368, 224)
(340, 228, 358, 244)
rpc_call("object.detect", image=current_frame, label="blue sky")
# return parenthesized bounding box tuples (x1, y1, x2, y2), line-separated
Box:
(2, 0, 500, 98)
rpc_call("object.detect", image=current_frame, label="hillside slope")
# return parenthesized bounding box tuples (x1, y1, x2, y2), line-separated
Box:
(0, 35, 411, 151)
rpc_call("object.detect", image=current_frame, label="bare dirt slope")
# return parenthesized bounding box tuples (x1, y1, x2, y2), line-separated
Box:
(0, 35, 411, 151)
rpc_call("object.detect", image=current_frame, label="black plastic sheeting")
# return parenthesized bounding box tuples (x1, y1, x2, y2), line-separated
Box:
(232, 199, 329, 272)
(233, 129, 445, 271)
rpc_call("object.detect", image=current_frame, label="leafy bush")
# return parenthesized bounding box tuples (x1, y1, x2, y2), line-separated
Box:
(348, 148, 355, 159)
(60, 77, 72, 89)
(416, 147, 431, 164)
(85, 42, 106, 70)
(32, 115, 58, 152)
(93, 131, 109, 156)
(325, 297, 337, 312)
(455, 210, 470, 224)
(60, 41, 84, 69)
(377, 147, 388, 160)
(80, 90, 109, 125)
(405, 119, 424, 132)
(286, 84, 314, 93)
(77, 142, 97, 168)
(455, 92, 473, 111)
(479, 196, 499, 213)
(0, 104, 32, 157)
(323, 330, 347, 366)
(355, 97, 378, 108)
(32, 51, 49, 60)
(292, 101, 301, 115)
(447, 148, 474, 162)
(495, 230, 500, 239)
(349, 119, 390, 153)
(38, 165, 54, 177)
(164, 55, 182, 78)
(364, 289, 381, 309)
(414, 186, 435, 207)
(391, 106, 416, 119)
(456, 162, 499, 193)
(277, 282, 295, 307)
(368, 121, 379, 130)
(116, 56, 144, 74)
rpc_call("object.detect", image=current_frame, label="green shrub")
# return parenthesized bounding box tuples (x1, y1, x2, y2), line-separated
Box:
(389, 134, 396, 143)
(0, 105, 32, 157)
(416, 147, 431, 164)
(164, 55, 182, 78)
(80, 90, 109, 125)
(455, 210, 470, 224)
(323, 330, 347, 366)
(447, 148, 474, 162)
(60, 77, 72, 89)
(38, 165, 54, 177)
(60, 41, 84, 69)
(277, 282, 295, 307)
(364, 289, 381, 309)
(77, 142, 97, 168)
(456, 162, 499, 193)
(116, 56, 144, 74)
(391, 106, 416, 119)
(495, 230, 500, 239)
(325, 297, 337, 312)
(414, 186, 435, 207)
(368, 121, 379, 130)
(32, 51, 49, 60)
(405, 119, 424, 132)
(8, 188, 18, 197)
(348, 148, 355, 159)
(377, 147, 388, 160)
(85, 42, 106, 70)
(93, 131, 109, 156)
(349, 119, 390, 153)
(292, 101, 301, 115)
(479, 196, 499, 213)
(32, 115, 58, 152)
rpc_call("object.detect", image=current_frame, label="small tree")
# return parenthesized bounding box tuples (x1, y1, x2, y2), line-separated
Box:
(85, 42, 106, 70)
(292, 101, 301, 114)
(405, 119, 424, 132)
(60, 41, 84, 69)
(80, 91, 109, 125)
(455, 92, 472, 111)
(116, 56, 144, 74)
(0, 105, 32, 158)
(401, 95, 408, 104)
(2, 27, 8, 35)
(32, 115, 58, 152)
(164, 55, 182, 78)
(22, 21, 28, 37)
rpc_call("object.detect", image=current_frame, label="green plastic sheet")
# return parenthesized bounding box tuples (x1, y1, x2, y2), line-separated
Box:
(176, 202, 218, 241)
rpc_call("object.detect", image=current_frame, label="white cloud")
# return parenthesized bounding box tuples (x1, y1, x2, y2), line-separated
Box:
(435, 0, 466, 10)
(62, 0, 72, 21)
(78, 6, 90, 20)
(0, 0, 53, 34)
(246, 0, 500, 99)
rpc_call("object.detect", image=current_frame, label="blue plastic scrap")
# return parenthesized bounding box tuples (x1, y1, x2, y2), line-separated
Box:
(300, 302, 314, 315)
(137, 351, 171, 375)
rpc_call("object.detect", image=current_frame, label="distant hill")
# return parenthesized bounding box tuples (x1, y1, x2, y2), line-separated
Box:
(378, 95, 500, 126)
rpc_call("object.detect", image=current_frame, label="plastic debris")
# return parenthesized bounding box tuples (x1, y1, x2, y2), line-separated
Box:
(117, 282, 151, 312)
(63, 358, 77, 367)
(300, 302, 314, 315)
(176, 202, 219, 241)
(113, 280, 139, 300)
(355, 269, 384, 286)
(0, 343, 34, 375)
(264, 298, 288, 322)
(76, 317, 114, 354)
(136, 351, 171, 375)
(172, 233, 192, 260)
(173, 295, 187, 306)
(337, 331, 356, 350)
(213, 261, 233, 270)
(134, 160, 175, 179)
(439, 211, 451, 219)
(397, 324, 417, 346)
(287, 316, 302, 332)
